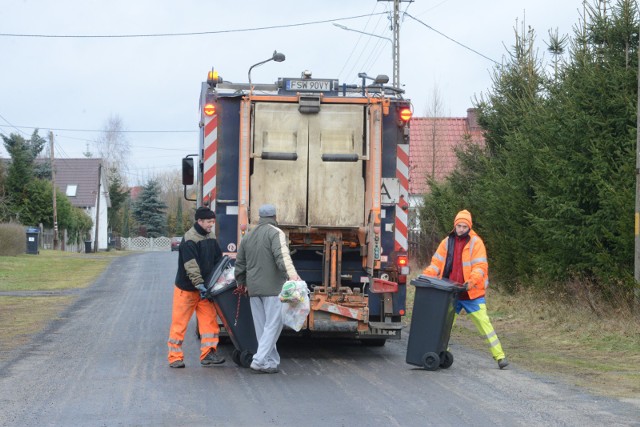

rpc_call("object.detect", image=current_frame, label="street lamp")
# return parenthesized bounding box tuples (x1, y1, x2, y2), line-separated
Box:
(248, 50, 286, 95)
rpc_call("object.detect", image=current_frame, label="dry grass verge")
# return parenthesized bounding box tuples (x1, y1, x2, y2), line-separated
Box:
(0, 296, 74, 362)
(0, 249, 128, 362)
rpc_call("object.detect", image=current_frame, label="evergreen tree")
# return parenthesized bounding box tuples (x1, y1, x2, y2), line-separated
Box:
(132, 179, 167, 238)
(2, 131, 44, 203)
(107, 168, 129, 234)
(2, 130, 47, 221)
(421, 0, 638, 299)
(528, 0, 637, 286)
(424, 21, 547, 286)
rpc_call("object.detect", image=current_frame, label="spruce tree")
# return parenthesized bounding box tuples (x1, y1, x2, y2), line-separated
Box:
(421, 0, 638, 299)
(107, 169, 129, 234)
(132, 179, 167, 238)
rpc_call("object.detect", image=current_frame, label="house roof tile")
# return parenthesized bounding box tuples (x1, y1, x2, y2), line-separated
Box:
(409, 109, 484, 195)
(52, 158, 105, 208)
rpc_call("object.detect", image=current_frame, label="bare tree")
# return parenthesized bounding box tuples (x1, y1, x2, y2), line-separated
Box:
(424, 84, 448, 180)
(95, 114, 131, 185)
(154, 169, 183, 211)
(150, 169, 195, 235)
(414, 85, 450, 261)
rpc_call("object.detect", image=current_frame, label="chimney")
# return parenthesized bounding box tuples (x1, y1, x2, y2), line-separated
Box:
(467, 108, 479, 130)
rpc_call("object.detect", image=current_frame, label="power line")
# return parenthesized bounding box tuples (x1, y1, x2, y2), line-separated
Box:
(404, 13, 500, 65)
(53, 133, 189, 152)
(340, 5, 389, 83)
(0, 113, 29, 136)
(0, 12, 387, 39)
(0, 124, 195, 133)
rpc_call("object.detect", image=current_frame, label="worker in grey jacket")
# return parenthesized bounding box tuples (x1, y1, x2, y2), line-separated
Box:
(234, 204, 299, 374)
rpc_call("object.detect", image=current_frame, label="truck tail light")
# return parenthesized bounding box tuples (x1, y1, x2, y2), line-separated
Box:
(397, 254, 409, 282)
(204, 103, 216, 116)
(399, 107, 412, 123)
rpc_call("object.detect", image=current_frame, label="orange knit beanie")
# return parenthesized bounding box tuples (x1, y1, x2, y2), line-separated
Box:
(454, 210, 472, 229)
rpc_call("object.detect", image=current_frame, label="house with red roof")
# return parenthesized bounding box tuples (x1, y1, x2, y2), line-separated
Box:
(408, 108, 485, 227)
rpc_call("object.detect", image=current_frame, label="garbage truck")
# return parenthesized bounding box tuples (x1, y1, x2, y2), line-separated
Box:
(182, 54, 412, 345)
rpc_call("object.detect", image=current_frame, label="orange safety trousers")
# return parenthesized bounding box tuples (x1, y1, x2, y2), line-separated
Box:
(167, 286, 220, 363)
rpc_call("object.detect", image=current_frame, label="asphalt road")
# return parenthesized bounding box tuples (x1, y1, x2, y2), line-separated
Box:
(0, 251, 638, 427)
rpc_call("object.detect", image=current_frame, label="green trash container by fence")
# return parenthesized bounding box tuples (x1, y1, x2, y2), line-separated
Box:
(25, 227, 40, 255)
(406, 276, 464, 370)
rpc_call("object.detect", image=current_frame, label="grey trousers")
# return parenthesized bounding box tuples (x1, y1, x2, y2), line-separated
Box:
(249, 296, 284, 369)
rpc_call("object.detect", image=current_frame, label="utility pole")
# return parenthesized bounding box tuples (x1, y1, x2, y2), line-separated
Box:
(378, 0, 411, 89)
(94, 162, 102, 253)
(49, 131, 59, 250)
(392, 0, 400, 89)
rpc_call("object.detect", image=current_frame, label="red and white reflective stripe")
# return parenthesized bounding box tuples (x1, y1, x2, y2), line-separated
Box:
(202, 114, 218, 207)
(395, 144, 409, 252)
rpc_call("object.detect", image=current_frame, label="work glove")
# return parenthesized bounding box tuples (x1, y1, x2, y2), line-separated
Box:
(195, 283, 207, 298)
(461, 282, 470, 291)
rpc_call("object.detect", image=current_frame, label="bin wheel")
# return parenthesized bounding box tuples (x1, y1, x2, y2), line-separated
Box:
(231, 349, 242, 367)
(422, 352, 440, 370)
(240, 350, 254, 368)
(439, 351, 454, 369)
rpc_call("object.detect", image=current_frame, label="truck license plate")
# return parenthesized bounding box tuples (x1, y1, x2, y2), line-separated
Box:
(286, 79, 332, 91)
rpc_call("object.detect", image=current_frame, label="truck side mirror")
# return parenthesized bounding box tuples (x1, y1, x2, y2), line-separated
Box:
(182, 157, 194, 185)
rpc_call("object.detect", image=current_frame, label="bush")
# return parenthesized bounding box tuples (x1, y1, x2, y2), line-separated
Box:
(0, 222, 27, 256)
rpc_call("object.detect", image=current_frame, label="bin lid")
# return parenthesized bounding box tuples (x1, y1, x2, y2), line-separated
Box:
(26, 227, 40, 233)
(410, 275, 463, 292)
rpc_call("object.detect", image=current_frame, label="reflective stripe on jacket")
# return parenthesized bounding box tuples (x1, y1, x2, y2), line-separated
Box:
(422, 229, 489, 299)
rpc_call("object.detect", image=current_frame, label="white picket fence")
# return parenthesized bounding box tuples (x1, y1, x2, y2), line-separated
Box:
(121, 236, 172, 251)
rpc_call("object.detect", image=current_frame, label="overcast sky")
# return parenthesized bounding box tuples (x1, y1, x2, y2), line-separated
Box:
(0, 0, 583, 185)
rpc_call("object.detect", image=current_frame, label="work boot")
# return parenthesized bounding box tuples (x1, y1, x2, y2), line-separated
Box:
(169, 360, 185, 368)
(498, 358, 509, 369)
(201, 349, 225, 366)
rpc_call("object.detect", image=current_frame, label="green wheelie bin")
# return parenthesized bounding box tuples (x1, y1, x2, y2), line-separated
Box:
(406, 275, 464, 370)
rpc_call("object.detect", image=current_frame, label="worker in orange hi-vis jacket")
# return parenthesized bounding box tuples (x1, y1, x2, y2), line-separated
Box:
(167, 206, 225, 368)
(422, 209, 508, 369)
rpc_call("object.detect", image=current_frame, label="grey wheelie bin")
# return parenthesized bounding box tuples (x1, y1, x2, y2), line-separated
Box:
(406, 275, 464, 370)
(205, 256, 258, 368)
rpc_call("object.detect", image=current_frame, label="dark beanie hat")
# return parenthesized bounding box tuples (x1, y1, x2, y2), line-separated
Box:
(195, 206, 215, 221)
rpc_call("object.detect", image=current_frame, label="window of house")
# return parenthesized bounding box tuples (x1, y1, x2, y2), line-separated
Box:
(66, 185, 78, 197)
